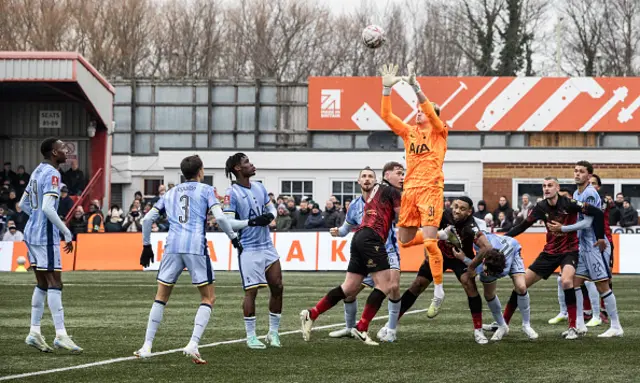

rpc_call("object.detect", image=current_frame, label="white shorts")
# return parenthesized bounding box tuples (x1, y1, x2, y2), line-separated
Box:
(576, 241, 612, 282)
(157, 253, 215, 286)
(26, 243, 61, 271)
(238, 247, 280, 290)
(362, 251, 400, 288)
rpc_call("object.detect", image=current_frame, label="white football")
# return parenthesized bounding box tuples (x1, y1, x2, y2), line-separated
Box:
(362, 25, 385, 49)
(17, 256, 26, 265)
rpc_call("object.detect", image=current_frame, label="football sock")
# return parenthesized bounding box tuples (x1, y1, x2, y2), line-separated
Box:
(47, 288, 67, 337)
(581, 284, 592, 313)
(269, 312, 281, 333)
(575, 287, 585, 328)
(190, 304, 211, 345)
(244, 316, 257, 338)
(565, 288, 577, 329)
(30, 286, 46, 334)
(400, 230, 423, 247)
(387, 298, 401, 330)
(601, 290, 621, 329)
(144, 300, 166, 349)
(424, 239, 444, 292)
(468, 294, 483, 330)
(503, 290, 518, 325)
(486, 296, 506, 326)
(517, 291, 531, 326)
(398, 290, 419, 320)
(356, 288, 386, 332)
(310, 286, 346, 320)
(344, 299, 357, 329)
(557, 276, 567, 314)
(585, 281, 600, 314)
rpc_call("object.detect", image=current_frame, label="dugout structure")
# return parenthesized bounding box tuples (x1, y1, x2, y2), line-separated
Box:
(0, 52, 115, 209)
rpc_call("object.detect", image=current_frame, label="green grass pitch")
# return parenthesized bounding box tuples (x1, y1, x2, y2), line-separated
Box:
(0, 272, 638, 383)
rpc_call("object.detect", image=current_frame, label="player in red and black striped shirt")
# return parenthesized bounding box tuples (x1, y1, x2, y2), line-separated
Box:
(504, 176, 606, 340)
(300, 171, 402, 346)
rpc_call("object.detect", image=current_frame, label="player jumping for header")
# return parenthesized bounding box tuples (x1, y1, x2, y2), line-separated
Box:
(135, 155, 242, 364)
(21, 138, 81, 354)
(300, 169, 402, 345)
(379, 63, 449, 318)
(223, 153, 284, 349)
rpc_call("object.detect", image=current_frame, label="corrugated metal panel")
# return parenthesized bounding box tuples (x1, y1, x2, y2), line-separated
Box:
(0, 102, 92, 137)
(0, 138, 90, 176)
(76, 64, 114, 127)
(155, 86, 193, 103)
(0, 59, 73, 81)
(279, 85, 307, 102)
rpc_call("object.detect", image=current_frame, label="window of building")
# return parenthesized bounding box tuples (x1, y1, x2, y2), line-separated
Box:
(180, 175, 213, 186)
(332, 180, 362, 205)
(281, 180, 313, 204)
(143, 178, 163, 197)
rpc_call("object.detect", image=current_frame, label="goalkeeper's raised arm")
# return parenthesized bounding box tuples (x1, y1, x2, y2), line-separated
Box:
(402, 63, 446, 134)
(380, 63, 409, 139)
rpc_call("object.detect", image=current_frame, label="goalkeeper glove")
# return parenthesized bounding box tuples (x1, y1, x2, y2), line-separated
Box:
(444, 226, 462, 249)
(231, 237, 243, 256)
(401, 62, 421, 93)
(140, 244, 154, 268)
(248, 213, 275, 227)
(379, 63, 402, 95)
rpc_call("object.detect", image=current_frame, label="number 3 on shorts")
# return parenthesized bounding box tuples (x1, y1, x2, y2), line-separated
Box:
(428, 206, 434, 217)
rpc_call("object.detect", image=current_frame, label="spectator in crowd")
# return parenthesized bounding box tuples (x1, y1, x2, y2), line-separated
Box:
(494, 211, 513, 233)
(206, 214, 219, 232)
(0, 204, 7, 237)
(14, 165, 29, 198)
(148, 184, 166, 206)
(5, 189, 18, 212)
(0, 162, 17, 187)
(68, 206, 87, 240)
(323, 199, 341, 228)
(305, 203, 325, 229)
(134, 191, 144, 203)
(151, 222, 160, 232)
(344, 199, 351, 213)
(130, 199, 142, 212)
(10, 203, 28, 232)
(58, 186, 74, 219)
(483, 213, 494, 233)
(444, 198, 452, 210)
(167, 183, 175, 190)
(123, 204, 143, 232)
(334, 201, 346, 226)
(87, 203, 105, 233)
(268, 192, 276, 205)
(620, 199, 638, 227)
(610, 192, 624, 225)
(276, 195, 285, 207)
(519, 193, 534, 219)
(0, 181, 10, 207)
(285, 198, 297, 217)
(62, 160, 85, 196)
(275, 204, 292, 231)
(105, 205, 124, 232)
(473, 200, 488, 220)
(292, 199, 311, 230)
(2, 220, 23, 242)
(512, 208, 525, 226)
(142, 202, 153, 217)
(493, 195, 514, 228)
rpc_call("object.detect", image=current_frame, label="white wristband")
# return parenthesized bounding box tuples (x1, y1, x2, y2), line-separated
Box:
(382, 87, 392, 96)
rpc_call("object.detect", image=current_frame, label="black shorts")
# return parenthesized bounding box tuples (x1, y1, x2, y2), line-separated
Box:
(529, 251, 579, 280)
(347, 227, 390, 276)
(417, 256, 468, 282)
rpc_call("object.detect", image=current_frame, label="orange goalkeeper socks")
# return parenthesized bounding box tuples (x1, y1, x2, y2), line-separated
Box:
(424, 238, 443, 285)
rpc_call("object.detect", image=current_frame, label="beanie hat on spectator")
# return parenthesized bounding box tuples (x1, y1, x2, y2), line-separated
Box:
(312, 203, 320, 210)
(278, 203, 286, 210)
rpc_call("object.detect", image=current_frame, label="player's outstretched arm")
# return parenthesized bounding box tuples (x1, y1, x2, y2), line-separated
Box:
(42, 194, 72, 243)
(141, 208, 160, 246)
(334, 221, 354, 237)
(210, 205, 238, 241)
(403, 63, 446, 135)
(380, 63, 410, 139)
(18, 191, 32, 216)
(581, 203, 605, 239)
(558, 215, 593, 233)
(468, 232, 492, 270)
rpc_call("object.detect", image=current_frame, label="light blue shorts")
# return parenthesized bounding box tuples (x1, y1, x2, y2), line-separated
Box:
(479, 250, 525, 284)
(362, 251, 400, 288)
(576, 241, 612, 282)
(157, 253, 214, 286)
(26, 243, 61, 271)
(238, 247, 280, 290)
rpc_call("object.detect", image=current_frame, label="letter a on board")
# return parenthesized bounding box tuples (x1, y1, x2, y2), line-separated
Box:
(286, 240, 305, 262)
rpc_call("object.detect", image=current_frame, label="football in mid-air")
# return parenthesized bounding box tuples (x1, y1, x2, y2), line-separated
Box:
(362, 25, 385, 49)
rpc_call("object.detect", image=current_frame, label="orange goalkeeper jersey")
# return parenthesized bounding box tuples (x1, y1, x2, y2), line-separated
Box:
(381, 95, 448, 189)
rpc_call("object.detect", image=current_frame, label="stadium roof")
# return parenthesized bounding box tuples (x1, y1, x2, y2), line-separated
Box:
(0, 52, 114, 129)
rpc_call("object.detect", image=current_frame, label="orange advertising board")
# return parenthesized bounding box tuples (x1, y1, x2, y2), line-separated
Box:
(308, 77, 640, 132)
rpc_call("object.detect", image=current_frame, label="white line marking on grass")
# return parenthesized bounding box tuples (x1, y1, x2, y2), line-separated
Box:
(0, 309, 426, 381)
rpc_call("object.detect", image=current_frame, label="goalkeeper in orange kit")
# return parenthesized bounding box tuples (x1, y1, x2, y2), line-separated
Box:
(379, 63, 449, 317)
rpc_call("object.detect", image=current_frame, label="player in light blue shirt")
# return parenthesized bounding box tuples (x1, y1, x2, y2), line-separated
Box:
(461, 232, 538, 341)
(223, 153, 283, 350)
(134, 155, 241, 364)
(328, 163, 405, 342)
(551, 161, 622, 337)
(20, 138, 81, 354)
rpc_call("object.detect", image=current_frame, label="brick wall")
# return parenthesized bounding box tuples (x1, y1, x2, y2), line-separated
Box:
(483, 163, 640, 211)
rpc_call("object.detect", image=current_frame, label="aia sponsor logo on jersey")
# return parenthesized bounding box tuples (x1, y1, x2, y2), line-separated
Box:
(408, 142, 429, 154)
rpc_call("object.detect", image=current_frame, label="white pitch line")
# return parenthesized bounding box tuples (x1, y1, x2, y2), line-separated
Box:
(0, 309, 426, 382)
